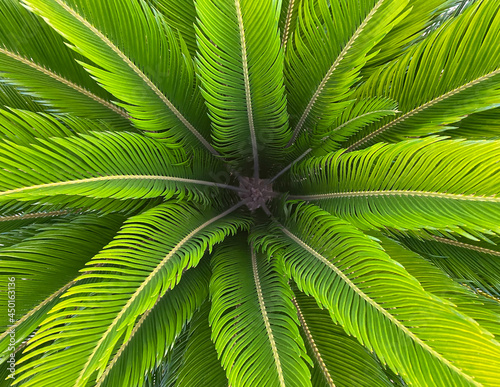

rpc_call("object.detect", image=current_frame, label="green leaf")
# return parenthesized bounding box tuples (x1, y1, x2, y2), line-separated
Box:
(280, 97, 399, 178)
(175, 301, 228, 387)
(0, 131, 237, 208)
(293, 289, 396, 387)
(147, 0, 198, 56)
(0, 209, 76, 234)
(285, 0, 409, 144)
(373, 233, 500, 338)
(13, 201, 250, 386)
(361, 0, 449, 78)
(0, 214, 124, 362)
(0, 84, 43, 112)
(96, 259, 211, 387)
(22, 0, 214, 151)
(253, 201, 500, 386)
(0, 0, 129, 127)
(289, 137, 500, 239)
(441, 107, 500, 140)
(0, 108, 120, 146)
(347, 0, 500, 150)
(395, 233, 500, 299)
(196, 0, 291, 176)
(209, 238, 311, 387)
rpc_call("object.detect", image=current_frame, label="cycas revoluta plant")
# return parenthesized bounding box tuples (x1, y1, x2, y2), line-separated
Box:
(0, 0, 499, 385)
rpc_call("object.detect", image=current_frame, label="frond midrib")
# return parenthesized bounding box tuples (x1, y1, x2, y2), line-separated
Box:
(289, 190, 500, 202)
(95, 295, 161, 387)
(293, 297, 335, 387)
(235, 0, 259, 178)
(250, 246, 285, 387)
(0, 174, 242, 197)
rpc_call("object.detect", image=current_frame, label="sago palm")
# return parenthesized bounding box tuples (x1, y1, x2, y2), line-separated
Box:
(0, 0, 499, 385)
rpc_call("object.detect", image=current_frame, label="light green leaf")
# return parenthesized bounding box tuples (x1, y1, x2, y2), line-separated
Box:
(289, 137, 500, 239)
(96, 259, 212, 387)
(293, 289, 397, 387)
(0, 0, 129, 127)
(0, 214, 124, 362)
(0, 131, 238, 208)
(196, 0, 291, 176)
(210, 238, 311, 387)
(22, 0, 214, 151)
(13, 201, 250, 386)
(285, 0, 409, 144)
(253, 201, 500, 386)
(347, 0, 500, 150)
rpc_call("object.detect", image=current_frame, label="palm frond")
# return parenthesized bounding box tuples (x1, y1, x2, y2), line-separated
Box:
(293, 289, 398, 387)
(374, 233, 500, 337)
(441, 107, 500, 139)
(22, 0, 214, 152)
(96, 259, 211, 387)
(0, 108, 120, 145)
(0, 131, 238, 209)
(0, 209, 75, 234)
(196, 0, 291, 176)
(395, 233, 500, 299)
(0, 84, 43, 112)
(278, 97, 398, 180)
(13, 201, 249, 386)
(147, 0, 198, 56)
(0, 0, 129, 127)
(209, 238, 311, 387)
(253, 201, 500, 386)
(347, 0, 500, 150)
(285, 0, 409, 145)
(173, 301, 228, 387)
(361, 0, 449, 78)
(289, 137, 500, 239)
(0, 214, 124, 361)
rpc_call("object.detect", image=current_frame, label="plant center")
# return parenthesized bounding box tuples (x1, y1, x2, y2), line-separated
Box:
(238, 177, 274, 211)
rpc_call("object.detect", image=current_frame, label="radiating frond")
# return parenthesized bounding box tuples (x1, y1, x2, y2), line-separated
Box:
(285, 0, 409, 145)
(347, 0, 500, 150)
(147, 0, 198, 56)
(361, 0, 449, 78)
(0, 108, 120, 145)
(374, 233, 500, 337)
(174, 302, 228, 387)
(0, 214, 124, 361)
(281, 97, 399, 177)
(0, 84, 43, 112)
(252, 201, 500, 386)
(0, 208, 76, 235)
(441, 107, 500, 139)
(0, 131, 237, 209)
(395, 233, 500, 299)
(289, 137, 500, 239)
(209, 238, 311, 387)
(13, 201, 249, 386)
(293, 289, 397, 387)
(0, 0, 129, 127)
(196, 0, 291, 176)
(22, 0, 213, 151)
(96, 260, 211, 387)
